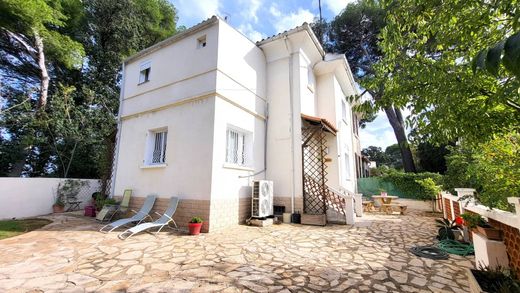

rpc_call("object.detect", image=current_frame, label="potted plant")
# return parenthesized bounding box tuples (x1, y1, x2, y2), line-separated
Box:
(188, 217, 204, 235)
(435, 218, 462, 240)
(52, 194, 65, 213)
(378, 188, 387, 197)
(467, 265, 520, 293)
(461, 213, 502, 241)
(476, 219, 503, 241)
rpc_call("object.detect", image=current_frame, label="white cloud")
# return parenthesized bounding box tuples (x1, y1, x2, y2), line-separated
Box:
(237, 23, 266, 42)
(239, 0, 262, 23)
(269, 3, 281, 17)
(173, 0, 220, 25)
(272, 8, 315, 33)
(322, 0, 351, 15)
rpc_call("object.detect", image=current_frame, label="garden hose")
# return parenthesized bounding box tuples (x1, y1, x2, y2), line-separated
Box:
(437, 239, 474, 256)
(409, 246, 449, 260)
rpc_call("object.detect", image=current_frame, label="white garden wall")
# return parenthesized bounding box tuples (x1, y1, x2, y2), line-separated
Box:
(0, 178, 100, 220)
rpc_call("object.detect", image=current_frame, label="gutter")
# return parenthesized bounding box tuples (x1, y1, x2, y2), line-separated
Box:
(284, 36, 296, 214)
(110, 63, 125, 198)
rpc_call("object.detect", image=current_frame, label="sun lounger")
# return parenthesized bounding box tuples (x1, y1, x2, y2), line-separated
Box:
(96, 189, 132, 222)
(118, 197, 179, 240)
(99, 194, 156, 233)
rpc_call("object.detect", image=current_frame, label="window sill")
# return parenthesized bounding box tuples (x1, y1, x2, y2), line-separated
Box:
(138, 80, 150, 86)
(222, 163, 254, 172)
(140, 163, 167, 169)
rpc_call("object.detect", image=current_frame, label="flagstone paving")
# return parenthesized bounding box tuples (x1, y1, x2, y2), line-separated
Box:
(0, 210, 473, 292)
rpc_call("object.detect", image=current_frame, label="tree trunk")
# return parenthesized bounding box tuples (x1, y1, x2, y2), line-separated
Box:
(384, 106, 417, 173)
(34, 30, 49, 110)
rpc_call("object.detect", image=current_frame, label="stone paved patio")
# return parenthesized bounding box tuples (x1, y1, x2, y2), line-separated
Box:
(0, 210, 473, 292)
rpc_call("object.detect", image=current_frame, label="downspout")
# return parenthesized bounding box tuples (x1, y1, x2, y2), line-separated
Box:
(110, 63, 126, 198)
(284, 35, 296, 214)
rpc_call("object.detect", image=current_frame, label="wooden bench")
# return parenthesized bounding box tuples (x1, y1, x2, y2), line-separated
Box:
(362, 201, 375, 212)
(381, 203, 407, 215)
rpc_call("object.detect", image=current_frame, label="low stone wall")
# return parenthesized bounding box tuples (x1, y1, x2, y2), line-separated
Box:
(441, 190, 520, 279)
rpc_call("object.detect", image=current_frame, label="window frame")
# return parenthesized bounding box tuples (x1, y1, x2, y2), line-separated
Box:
(225, 126, 252, 167)
(138, 61, 151, 84)
(144, 128, 168, 166)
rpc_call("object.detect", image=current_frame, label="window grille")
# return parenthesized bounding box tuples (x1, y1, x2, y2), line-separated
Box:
(151, 131, 167, 164)
(226, 129, 246, 165)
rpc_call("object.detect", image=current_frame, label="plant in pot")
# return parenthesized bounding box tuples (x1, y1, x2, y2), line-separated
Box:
(188, 217, 204, 235)
(52, 194, 65, 213)
(435, 218, 461, 240)
(467, 265, 520, 293)
(378, 188, 387, 197)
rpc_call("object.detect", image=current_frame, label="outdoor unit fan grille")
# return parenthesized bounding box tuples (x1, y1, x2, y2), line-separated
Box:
(251, 180, 273, 218)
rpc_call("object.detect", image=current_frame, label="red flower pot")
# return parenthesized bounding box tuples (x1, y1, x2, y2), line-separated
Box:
(188, 222, 203, 235)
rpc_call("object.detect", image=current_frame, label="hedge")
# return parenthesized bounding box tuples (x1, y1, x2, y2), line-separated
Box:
(358, 170, 443, 200)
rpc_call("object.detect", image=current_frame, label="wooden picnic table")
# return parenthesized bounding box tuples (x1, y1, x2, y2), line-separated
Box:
(372, 195, 406, 215)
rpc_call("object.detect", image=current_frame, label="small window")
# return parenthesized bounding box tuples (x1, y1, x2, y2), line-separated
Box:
(197, 35, 207, 48)
(145, 129, 167, 165)
(139, 61, 151, 84)
(342, 100, 347, 123)
(344, 152, 350, 180)
(226, 128, 246, 166)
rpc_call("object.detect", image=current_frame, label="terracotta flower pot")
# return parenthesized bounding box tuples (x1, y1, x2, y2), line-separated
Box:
(188, 222, 203, 235)
(476, 225, 502, 241)
(52, 204, 65, 213)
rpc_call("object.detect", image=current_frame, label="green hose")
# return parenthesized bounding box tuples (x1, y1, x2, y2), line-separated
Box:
(437, 239, 474, 256)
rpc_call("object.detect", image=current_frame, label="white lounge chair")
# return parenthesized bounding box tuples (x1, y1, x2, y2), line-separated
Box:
(99, 194, 156, 233)
(118, 197, 179, 240)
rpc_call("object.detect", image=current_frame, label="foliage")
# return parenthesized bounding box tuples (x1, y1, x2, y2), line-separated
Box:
(472, 265, 520, 293)
(55, 179, 87, 205)
(416, 142, 451, 174)
(443, 144, 479, 192)
(359, 168, 442, 200)
(362, 144, 404, 170)
(435, 218, 459, 240)
(443, 132, 519, 210)
(361, 146, 389, 168)
(189, 217, 203, 223)
(380, 169, 442, 200)
(321, 0, 417, 172)
(460, 213, 485, 229)
(0, 218, 52, 240)
(471, 131, 520, 210)
(473, 31, 520, 81)
(0, 0, 179, 180)
(373, 0, 519, 145)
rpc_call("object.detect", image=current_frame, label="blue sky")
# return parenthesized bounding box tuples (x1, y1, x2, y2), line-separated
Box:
(170, 0, 400, 150)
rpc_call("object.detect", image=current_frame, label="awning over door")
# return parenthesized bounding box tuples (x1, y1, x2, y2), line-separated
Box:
(301, 114, 337, 135)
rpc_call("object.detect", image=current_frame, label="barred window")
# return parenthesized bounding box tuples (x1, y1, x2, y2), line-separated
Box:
(151, 131, 167, 164)
(226, 128, 246, 165)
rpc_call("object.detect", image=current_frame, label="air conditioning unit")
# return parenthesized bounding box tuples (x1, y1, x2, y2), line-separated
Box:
(252, 180, 274, 218)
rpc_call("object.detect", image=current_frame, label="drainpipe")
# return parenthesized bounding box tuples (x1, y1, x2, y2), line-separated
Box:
(110, 63, 126, 198)
(284, 35, 296, 213)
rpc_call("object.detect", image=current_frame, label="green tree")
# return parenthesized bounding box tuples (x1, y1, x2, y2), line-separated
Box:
(373, 0, 519, 145)
(0, 0, 85, 109)
(0, 0, 179, 180)
(361, 146, 389, 167)
(324, 0, 417, 172)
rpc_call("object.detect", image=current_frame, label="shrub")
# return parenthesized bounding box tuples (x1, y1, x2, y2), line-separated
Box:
(381, 169, 443, 200)
(472, 132, 520, 211)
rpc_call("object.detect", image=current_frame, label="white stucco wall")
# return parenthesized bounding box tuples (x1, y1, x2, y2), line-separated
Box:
(209, 21, 267, 202)
(113, 98, 216, 199)
(0, 178, 100, 219)
(122, 24, 219, 118)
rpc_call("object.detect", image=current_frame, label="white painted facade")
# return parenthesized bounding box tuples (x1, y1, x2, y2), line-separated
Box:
(112, 16, 361, 225)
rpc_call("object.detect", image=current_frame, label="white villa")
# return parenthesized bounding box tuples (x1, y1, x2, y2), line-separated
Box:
(111, 16, 364, 232)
